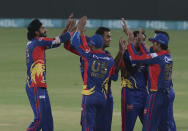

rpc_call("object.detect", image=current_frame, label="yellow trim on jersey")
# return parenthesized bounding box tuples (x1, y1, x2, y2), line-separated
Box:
(131, 77, 138, 89)
(102, 77, 109, 95)
(121, 77, 138, 89)
(150, 89, 158, 92)
(105, 82, 109, 95)
(82, 85, 95, 95)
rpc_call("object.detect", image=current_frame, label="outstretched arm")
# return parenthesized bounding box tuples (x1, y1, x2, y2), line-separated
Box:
(127, 43, 159, 64)
(114, 36, 126, 73)
(121, 18, 128, 35)
(72, 16, 90, 58)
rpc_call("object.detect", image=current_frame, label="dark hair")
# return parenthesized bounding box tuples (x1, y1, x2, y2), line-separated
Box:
(95, 27, 110, 36)
(133, 30, 146, 38)
(27, 19, 42, 40)
(157, 43, 168, 50)
(155, 30, 169, 40)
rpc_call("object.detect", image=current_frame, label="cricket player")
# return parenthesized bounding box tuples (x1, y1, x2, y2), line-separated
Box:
(121, 30, 148, 131)
(95, 27, 125, 131)
(64, 21, 124, 131)
(26, 19, 71, 131)
(71, 16, 119, 131)
(141, 30, 176, 131)
(120, 18, 148, 131)
(126, 30, 176, 131)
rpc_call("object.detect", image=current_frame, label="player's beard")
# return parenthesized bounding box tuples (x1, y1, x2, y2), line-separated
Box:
(103, 44, 110, 49)
(39, 31, 47, 37)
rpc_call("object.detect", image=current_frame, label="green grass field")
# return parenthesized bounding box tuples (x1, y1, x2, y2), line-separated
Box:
(0, 28, 188, 131)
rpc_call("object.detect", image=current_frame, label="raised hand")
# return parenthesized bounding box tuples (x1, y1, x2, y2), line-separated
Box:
(119, 36, 126, 54)
(138, 28, 145, 43)
(127, 30, 134, 43)
(62, 13, 74, 34)
(68, 18, 77, 33)
(76, 16, 87, 34)
(121, 18, 128, 35)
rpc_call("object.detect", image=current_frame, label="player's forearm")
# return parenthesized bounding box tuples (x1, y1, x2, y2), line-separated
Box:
(48, 43, 61, 49)
(64, 40, 80, 56)
(72, 32, 84, 55)
(72, 32, 81, 47)
(138, 43, 150, 54)
(80, 34, 90, 50)
(114, 50, 124, 73)
(59, 32, 71, 43)
(127, 43, 157, 64)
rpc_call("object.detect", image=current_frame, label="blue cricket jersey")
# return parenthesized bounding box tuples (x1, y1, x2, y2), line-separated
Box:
(72, 32, 118, 95)
(127, 43, 173, 92)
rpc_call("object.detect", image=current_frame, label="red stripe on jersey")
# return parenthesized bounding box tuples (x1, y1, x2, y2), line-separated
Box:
(149, 64, 161, 91)
(35, 37, 54, 41)
(90, 50, 105, 54)
(33, 87, 39, 130)
(81, 34, 90, 50)
(157, 50, 170, 56)
(83, 57, 89, 86)
(36, 88, 41, 130)
(138, 43, 147, 54)
(150, 94, 156, 119)
(127, 43, 153, 61)
(109, 66, 115, 76)
(64, 40, 80, 56)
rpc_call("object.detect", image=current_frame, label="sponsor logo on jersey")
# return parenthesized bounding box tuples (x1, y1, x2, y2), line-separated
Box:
(164, 56, 172, 63)
(92, 54, 110, 60)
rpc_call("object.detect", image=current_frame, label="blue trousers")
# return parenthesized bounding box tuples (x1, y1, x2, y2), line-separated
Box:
(142, 88, 176, 131)
(158, 88, 176, 131)
(121, 87, 148, 131)
(26, 85, 53, 131)
(104, 95, 113, 131)
(81, 92, 106, 131)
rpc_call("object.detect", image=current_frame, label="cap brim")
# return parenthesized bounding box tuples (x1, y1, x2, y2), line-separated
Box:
(149, 38, 156, 42)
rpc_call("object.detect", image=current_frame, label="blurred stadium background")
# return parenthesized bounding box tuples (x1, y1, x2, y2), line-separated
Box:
(0, 0, 188, 131)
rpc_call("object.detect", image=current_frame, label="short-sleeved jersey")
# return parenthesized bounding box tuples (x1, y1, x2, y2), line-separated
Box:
(72, 32, 117, 96)
(26, 32, 71, 88)
(127, 43, 173, 91)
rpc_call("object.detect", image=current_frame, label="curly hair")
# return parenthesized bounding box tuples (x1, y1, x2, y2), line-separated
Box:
(27, 19, 42, 40)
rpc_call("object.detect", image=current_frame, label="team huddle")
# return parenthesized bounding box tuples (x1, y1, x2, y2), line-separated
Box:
(25, 14, 176, 131)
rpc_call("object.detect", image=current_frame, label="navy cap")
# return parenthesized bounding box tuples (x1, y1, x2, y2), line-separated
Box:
(149, 33, 168, 45)
(88, 34, 104, 48)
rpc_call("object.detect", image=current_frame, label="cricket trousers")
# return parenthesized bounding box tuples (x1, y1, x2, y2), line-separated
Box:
(104, 95, 113, 131)
(121, 87, 148, 131)
(26, 85, 53, 131)
(81, 91, 106, 131)
(158, 88, 176, 131)
(142, 88, 176, 131)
